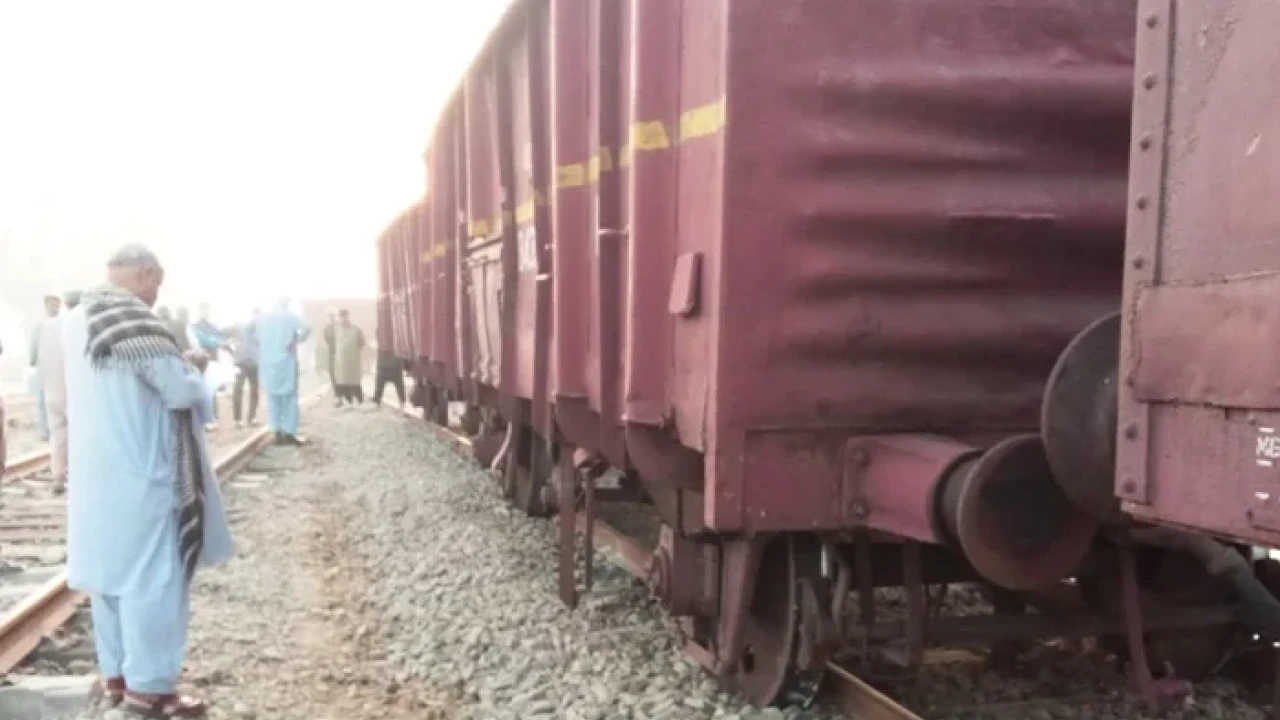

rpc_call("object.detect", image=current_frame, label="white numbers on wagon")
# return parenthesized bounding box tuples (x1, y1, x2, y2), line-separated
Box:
(517, 226, 538, 273)
(1256, 426, 1280, 468)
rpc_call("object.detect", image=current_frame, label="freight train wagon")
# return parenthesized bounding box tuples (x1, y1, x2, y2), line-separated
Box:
(383, 0, 1280, 707)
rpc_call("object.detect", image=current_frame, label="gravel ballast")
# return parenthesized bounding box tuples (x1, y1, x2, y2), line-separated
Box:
(62, 400, 831, 720)
(51, 397, 1273, 720)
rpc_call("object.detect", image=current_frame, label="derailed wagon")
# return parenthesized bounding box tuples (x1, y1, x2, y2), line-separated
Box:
(385, 0, 1280, 708)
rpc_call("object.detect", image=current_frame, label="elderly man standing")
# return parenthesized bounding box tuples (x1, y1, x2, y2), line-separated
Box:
(255, 298, 310, 445)
(315, 311, 336, 405)
(331, 310, 366, 405)
(65, 245, 233, 717)
(39, 290, 81, 493)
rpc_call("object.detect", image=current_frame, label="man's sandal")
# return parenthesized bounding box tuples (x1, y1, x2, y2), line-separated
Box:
(121, 691, 208, 718)
(92, 677, 126, 707)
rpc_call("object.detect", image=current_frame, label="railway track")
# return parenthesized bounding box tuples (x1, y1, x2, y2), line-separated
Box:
(0, 382, 328, 679)
(2, 450, 51, 482)
(2, 396, 35, 415)
(0, 428, 278, 675)
(401, 406, 926, 720)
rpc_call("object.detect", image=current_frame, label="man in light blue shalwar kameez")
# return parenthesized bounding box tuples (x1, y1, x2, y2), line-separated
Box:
(254, 298, 310, 445)
(65, 245, 233, 718)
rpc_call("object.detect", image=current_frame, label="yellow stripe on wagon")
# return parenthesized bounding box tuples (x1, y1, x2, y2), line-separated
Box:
(452, 96, 728, 256)
(554, 96, 727, 188)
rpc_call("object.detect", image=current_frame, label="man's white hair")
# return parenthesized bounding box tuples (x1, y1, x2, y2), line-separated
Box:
(107, 243, 162, 270)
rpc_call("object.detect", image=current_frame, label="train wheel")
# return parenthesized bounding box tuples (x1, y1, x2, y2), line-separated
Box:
(459, 405, 482, 436)
(425, 386, 448, 426)
(1081, 543, 1235, 679)
(1221, 558, 1280, 691)
(726, 536, 826, 707)
(506, 430, 553, 518)
(471, 416, 506, 470)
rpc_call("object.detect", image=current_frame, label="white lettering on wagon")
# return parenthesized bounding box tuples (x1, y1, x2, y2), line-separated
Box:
(1257, 427, 1278, 467)
(517, 225, 538, 273)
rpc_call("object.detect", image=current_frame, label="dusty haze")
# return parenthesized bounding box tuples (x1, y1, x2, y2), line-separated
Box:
(0, 0, 511, 389)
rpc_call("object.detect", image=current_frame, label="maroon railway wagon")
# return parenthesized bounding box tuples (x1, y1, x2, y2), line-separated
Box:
(384, 0, 1280, 708)
(379, 202, 426, 366)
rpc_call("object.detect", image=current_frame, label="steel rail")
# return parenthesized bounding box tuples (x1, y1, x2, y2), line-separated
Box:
(2, 450, 52, 482)
(0, 428, 277, 674)
(2, 397, 36, 413)
(399, 407, 925, 720)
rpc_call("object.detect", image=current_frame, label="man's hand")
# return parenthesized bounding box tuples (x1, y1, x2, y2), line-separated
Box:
(184, 349, 210, 373)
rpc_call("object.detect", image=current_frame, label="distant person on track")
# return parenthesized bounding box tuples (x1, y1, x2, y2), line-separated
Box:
(65, 244, 232, 718)
(40, 290, 81, 494)
(255, 298, 310, 445)
(317, 311, 337, 405)
(28, 294, 62, 442)
(331, 309, 366, 405)
(231, 309, 260, 428)
(371, 345, 406, 409)
(191, 304, 228, 428)
(158, 306, 193, 352)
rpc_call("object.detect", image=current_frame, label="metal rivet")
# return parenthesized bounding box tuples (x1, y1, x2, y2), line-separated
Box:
(1121, 478, 1137, 494)
(1124, 423, 1139, 440)
(1143, 73, 1158, 89)
(1135, 195, 1150, 210)
(1138, 134, 1152, 150)
(852, 503, 869, 519)
(1145, 14, 1159, 28)
(1133, 255, 1146, 270)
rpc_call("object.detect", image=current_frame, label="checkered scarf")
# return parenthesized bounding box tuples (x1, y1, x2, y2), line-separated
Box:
(83, 284, 205, 584)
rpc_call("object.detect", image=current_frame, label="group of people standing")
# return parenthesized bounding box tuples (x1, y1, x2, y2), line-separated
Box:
(32, 244, 316, 717)
(155, 305, 261, 430)
(313, 310, 407, 410)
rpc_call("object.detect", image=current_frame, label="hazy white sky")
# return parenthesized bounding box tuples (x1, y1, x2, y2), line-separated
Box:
(0, 1, 510, 320)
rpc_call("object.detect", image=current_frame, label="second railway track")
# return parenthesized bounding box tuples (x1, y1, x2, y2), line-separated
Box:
(0, 382, 328, 680)
(0, 427, 276, 676)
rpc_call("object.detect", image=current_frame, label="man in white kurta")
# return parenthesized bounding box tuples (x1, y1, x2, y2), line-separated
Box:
(65, 245, 233, 717)
(28, 294, 61, 442)
(39, 290, 80, 492)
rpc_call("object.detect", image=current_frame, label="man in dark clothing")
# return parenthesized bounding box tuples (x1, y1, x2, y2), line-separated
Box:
(231, 310, 260, 427)
(371, 348, 406, 408)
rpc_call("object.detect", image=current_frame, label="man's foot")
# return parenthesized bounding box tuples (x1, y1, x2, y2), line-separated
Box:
(122, 691, 207, 718)
(204, 423, 217, 432)
(50, 477, 66, 495)
(281, 434, 307, 446)
(92, 677, 125, 707)
(234, 420, 243, 429)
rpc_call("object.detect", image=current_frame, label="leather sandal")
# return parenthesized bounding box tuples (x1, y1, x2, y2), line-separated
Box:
(92, 677, 126, 707)
(122, 691, 208, 718)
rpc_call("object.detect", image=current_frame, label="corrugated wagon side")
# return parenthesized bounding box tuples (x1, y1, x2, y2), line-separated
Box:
(378, 0, 1280, 708)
